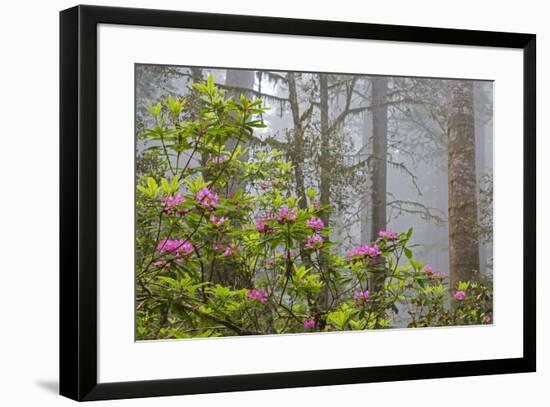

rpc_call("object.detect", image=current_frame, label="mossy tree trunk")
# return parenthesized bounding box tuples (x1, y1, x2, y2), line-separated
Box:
(447, 80, 480, 292)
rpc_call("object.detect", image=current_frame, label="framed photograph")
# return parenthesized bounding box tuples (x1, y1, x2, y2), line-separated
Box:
(59, 4, 536, 401)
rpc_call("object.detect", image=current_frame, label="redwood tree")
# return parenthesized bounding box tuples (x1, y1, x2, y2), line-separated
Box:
(447, 80, 480, 292)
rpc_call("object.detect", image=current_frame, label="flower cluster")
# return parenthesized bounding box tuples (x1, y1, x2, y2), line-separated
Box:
(277, 207, 297, 224)
(222, 243, 241, 257)
(454, 290, 466, 301)
(423, 264, 433, 274)
(378, 230, 399, 240)
(160, 194, 185, 207)
(246, 289, 269, 303)
(256, 214, 275, 234)
(156, 239, 194, 257)
(209, 155, 229, 165)
(348, 244, 381, 259)
(210, 215, 228, 227)
(196, 187, 219, 211)
(303, 319, 317, 330)
(305, 234, 323, 249)
(352, 290, 370, 306)
(306, 216, 324, 231)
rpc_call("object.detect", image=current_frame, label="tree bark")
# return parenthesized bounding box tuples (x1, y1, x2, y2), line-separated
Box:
(447, 80, 480, 291)
(369, 77, 388, 293)
(286, 72, 309, 211)
(370, 77, 388, 242)
(225, 69, 256, 195)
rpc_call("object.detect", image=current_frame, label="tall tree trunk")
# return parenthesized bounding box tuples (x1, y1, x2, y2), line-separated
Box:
(370, 77, 388, 241)
(286, 72, 309, 210)
(370, 77, 388, 293)
(318, 73, 332, 311)
(447, 80, 480, 293)
(360, 108, 373, 245)
(225, 69, 255, 195)
(319, 74, 331, 230)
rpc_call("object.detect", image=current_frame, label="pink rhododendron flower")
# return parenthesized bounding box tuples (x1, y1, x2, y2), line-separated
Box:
(303, 319, 316, 330)
(378, 230, 398, 240)
(209, 155, 229, 165)
(277, 207, 297, 224)
(212, 242, 224, 250)
(246, 289, 268, 303)
(196, 187, 219, 210)
(256, 214, 275, 234)
(305, 234, 324, 249)
(431, 272, 446, 280)
(352, 290, 370, 306)
(423, 264, 433, 274)
(483, 315, 492, 323)
(209, 215, 228, 226)
(306, 216, 324, 231)
(454, 291, 466, 301)
(348, 244, 381, 258)
(222, 243, 240, 257)
(160, 193, 185, 208)
(156, 239, 193, 257)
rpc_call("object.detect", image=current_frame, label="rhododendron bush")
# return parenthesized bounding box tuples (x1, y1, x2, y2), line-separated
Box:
(135, 75, 492, 340)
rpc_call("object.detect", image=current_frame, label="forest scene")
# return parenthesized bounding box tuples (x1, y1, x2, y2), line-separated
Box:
(135, 65, 493, 340)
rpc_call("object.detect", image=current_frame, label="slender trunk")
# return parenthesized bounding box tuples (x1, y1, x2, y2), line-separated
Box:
(286, 72, 309, 210)
(370, 77, 388, 241)
(447, 80, 480, 293)
(370, 77, 388, 293)
(225, 69, 255, 195)
(318, 74, 331, 310)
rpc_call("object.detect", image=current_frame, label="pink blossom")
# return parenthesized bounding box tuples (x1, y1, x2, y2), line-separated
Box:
(305, 234, 324, 249)
(222, 243, 240, 257)
(212, 242, 224, 250)
(378, 230, 399, 240)
(277, 207, 297, 224)
(352, 290, 370, 306)
(256, 214, 275, 234)
(348, 244, 381, 259)
(160, 193, 185, 208)
(196, 187, 219, 210)
(423, 264, 433, 274)
(431, 272, 446, 280)
(454, 291, 466, 301)
(303, 319, 317, 330)
(246, 289, 268, 303)
(483, 315, 492, 324)
(209, 155, 229, 165)
(157, 239, 193, 257)
(265, 258, 274, 265)
(210, 215, 228, 227)
(260, 181, 270, 190)
(306, 216, 324, 231)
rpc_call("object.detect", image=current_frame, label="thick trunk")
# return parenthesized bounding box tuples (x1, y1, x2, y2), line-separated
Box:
(447, 80, 480, 291)
(370, 77, 388, 293)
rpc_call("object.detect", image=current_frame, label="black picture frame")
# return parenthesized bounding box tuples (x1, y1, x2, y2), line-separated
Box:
(60, 4, 536, 401)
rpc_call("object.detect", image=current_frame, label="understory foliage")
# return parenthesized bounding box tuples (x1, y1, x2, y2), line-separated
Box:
(136, 75, 492, 340)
